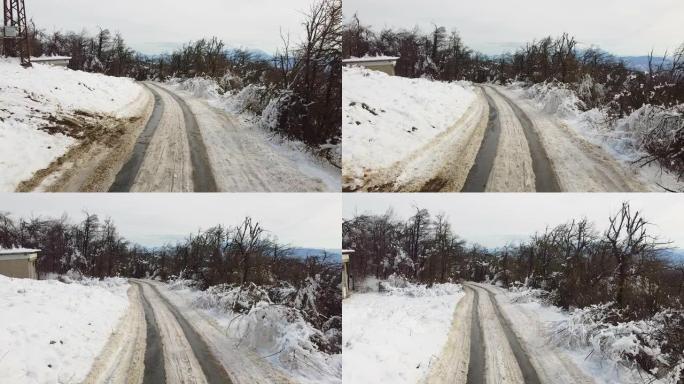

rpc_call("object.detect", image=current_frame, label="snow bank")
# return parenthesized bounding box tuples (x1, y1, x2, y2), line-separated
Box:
(508, 81, 684, 190)
(552, 303, 684, 384)
(503, 285, 677, 384)
(342, 66, 477, 189)
(0, 274, 129, 384)
(0, 58, 143, 191)
(167, 279, 341, 384)
(343, 277, 464, 384)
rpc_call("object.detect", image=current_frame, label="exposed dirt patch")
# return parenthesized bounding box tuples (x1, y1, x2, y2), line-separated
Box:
(420, 176, 449, 192)
(16, 88, 154, 192)
(40, 111, 137, 146)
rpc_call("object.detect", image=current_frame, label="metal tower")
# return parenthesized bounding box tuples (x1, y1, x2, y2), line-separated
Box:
(2, 0, 31, 67)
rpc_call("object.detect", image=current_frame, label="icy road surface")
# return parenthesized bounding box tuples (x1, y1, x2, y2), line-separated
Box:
(28, 81, 334, 192)
(425, 283, 596, 384)
(346, 78, 649, 192)
(86, 279, 295, 384)
(431, 85, 647, 192)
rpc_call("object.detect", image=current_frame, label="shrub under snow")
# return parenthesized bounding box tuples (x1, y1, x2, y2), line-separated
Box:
(513, 80, 684, 188)
(167, 76, 341, 166)
(551, 303, 684, 383)
(167, 276, 341, 383)
(378, 273, 464, 297)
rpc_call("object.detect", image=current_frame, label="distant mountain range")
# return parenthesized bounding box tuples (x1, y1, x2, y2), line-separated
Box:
(659, 249, 684, 265)
(619, 55, 674, 73)
(289, 248, 342, 262)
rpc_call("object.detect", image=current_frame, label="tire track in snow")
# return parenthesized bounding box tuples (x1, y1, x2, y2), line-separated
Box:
(473, 283, 596, 384)
(136, 282, 167, 384)
(109, 84, 165, 192)
(139, 281, 233, 384)
(151, 84, 218, 192)
(484, 85, 560, 192)
(462, 88, 502, 192)
(480, 285, 542, 384)
(463, 283, 541, 384)
(465, 285, 485, 384)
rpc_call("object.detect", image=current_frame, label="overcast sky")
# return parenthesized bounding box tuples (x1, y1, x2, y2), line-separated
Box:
(1, 194, 341, 249)
(344, 0, 684, 56)
(28, 0, 314, 54)
(344, 194, 684, 249)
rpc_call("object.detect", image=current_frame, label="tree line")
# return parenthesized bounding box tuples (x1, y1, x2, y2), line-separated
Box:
(153, 0, 341, 148)
(0, 210, 339, 297)
(343, 203, 684, 377)
(343, 16, 684, 181)
(7, 0, 341, 150)
(343, 203, 683, 315)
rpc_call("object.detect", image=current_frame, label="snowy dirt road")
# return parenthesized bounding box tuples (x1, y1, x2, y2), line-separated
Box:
(371, 84, 648, 192)
(87, 280, 232, 384)
(109, 83, 218, 192)
(87, 279, 295, 384)
(425, 283, 594, 384)
(112, 82, 333, 192)
(26, 81, 333, 192)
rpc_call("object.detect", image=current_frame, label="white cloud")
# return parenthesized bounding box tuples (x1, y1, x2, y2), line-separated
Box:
(1, 193, 341, 249)
(344, 0, 684, 56)
(343, 193, 684, 249)
(28, 0, 315, 54)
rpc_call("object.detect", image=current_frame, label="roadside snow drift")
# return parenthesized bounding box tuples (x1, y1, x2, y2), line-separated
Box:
(506, 81, 684, 191)
(166, 279, 341, 384)
(342, 66, 476, 189)
(0, 275, 129, 384)
(0, 59, 142, 191)
(342, 278, 464, 384)
(499, 285, 669, 384)
(166, 77, 341, 192)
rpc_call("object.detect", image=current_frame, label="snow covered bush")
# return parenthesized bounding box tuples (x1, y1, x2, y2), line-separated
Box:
(516, 80, 684, 185)
(552, 303, 684, 383)
(521, 80, 585, 118)
(628, 105, 684, 180)
(376, 274, 463, 297)
(168, 275, 341, 354)
(507, 283, 556, 306)
(167, 276, 341, 382)
(168, 76, 225, 99)
(229, 84, 272, 115)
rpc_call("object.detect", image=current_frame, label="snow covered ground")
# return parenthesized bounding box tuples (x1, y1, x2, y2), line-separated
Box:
(490, 284, 668, 384)
(342, 277, 464, 384)
(505, 82, 684, 191)
(161, 279, 341, 384)
(166, 77, 341, 192)
(342, 66, 477, 190)
(0, 274, 129, 383)
(0, 58, 143, 191)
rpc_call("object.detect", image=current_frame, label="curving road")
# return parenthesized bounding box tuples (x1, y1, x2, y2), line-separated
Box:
(366, 83, 648, 192)
(29, 81, 336, 192)
(111, 82, 334, 192)
(110, 82, 218, 192)
(425, 282, 595, 384)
